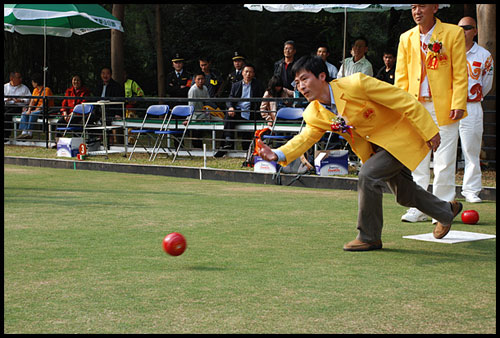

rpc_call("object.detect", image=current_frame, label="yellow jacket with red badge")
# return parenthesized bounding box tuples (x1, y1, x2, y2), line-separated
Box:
(394, 18, 468, 126)
(277, 73, 439, 171)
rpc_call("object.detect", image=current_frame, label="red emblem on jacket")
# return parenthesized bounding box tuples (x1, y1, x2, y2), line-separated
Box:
(364, 109, 375, 119)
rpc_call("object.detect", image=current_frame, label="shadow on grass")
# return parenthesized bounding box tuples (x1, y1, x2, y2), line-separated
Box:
(382, 239, 496, 263)
(186, 265, 228, 271)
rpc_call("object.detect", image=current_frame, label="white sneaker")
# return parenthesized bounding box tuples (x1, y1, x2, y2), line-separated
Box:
(463, 193, 482, 203)
(401, 208, 428, 222)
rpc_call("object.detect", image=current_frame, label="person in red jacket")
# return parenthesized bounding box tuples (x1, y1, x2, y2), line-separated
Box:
(55, 74, 92, 143)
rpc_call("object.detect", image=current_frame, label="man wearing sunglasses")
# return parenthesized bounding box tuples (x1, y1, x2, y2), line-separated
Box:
(394, 4, 468, 224)
(457, 16, 494, 203)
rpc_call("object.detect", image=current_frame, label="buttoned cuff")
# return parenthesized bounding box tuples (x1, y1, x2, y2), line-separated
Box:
(272, 149, 286, 162)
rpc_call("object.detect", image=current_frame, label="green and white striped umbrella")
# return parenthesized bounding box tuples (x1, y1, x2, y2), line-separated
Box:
(4, 4, 124, 147)
(4, 3, 123, 37)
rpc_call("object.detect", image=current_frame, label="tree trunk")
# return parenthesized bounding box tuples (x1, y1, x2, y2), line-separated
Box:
(156, 4, 166, 99)
(476, 4, 496, 95)
(111, 4, 125, 85)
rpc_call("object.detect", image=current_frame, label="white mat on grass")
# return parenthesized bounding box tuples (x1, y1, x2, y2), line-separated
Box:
(403, 230, 496, 244)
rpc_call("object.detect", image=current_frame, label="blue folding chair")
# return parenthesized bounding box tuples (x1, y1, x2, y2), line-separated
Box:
(128, 105, 169, 160)
(56, 104, 94, 137)
(262, 107, 304, 145)
(150, 105, 195, 162)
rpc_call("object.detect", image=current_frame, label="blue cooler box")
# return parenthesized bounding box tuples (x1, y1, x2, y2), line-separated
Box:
(314, 150, 349, 176)
(56, 137, 83, 158)
(254, 155, 279, 173)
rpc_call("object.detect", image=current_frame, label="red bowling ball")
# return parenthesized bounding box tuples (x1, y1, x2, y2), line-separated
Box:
(461, 210, 479, 225)
(163, 232, 187, 256)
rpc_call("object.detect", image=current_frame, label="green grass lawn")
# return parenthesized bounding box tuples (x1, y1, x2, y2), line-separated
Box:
(4, 164, 496, 333)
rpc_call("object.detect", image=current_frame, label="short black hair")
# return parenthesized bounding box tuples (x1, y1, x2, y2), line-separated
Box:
(317, 44, 330, 53)
(352, 36, 368, 47)
(382, 49, 396, 57)
(243, 63, 256, 73)
(199, 55, 211, 63)
(284, 40, 295, 48)
(291, 55, 332, 82)
(194, 71, 205, 78)
(31, 73, 43, 86)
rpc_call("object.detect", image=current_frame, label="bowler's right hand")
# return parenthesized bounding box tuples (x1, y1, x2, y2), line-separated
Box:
(426, 132, 441, 152)
(257, 139, 278, 161)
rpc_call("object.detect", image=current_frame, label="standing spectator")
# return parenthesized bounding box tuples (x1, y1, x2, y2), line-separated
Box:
(457, 16, 494, 203)
(55, 74, 92, 144)
(188, 72, 210, 120)
(219, 51, 246, 98)
(214, 64, 264, 157)
(274, 40, 297, 90)
(18, 73, 54, 140)
(260, 75, 294, 127)
(187, 71, 211, 149)
(194, 56, 223, 104)
(395, 4, 468, 223)
(95, 66, 125, 145)
(337, 37, 373, 78)
(4, 71, 31, 141)
(375, 49, 397, 84)
(316, 44, 339, 79)
(165, 53, 192, 106)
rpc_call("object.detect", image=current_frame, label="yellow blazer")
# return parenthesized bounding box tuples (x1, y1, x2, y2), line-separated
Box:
(394, 18, 468, 126)
(277, 73, 439, 172)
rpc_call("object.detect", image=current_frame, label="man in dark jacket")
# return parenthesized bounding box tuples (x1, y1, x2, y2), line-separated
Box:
(274, 40, 297, 90)
(214, 63, 264, 157)
(165, 53, 192, 107)
(219, 51, 246, 98)
(95, 66, 125, 122)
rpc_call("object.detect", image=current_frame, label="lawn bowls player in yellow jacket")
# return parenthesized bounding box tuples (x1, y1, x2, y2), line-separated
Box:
(395, 4, 468, 223)
(258, 55, 463, 251)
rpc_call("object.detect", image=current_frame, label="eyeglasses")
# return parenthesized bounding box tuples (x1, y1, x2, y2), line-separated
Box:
(460, 25, 475, 31)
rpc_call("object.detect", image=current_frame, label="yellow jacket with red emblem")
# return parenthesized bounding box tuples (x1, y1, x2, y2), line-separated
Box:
(277, 73, 439, 171)
(394, 18, 468, 126)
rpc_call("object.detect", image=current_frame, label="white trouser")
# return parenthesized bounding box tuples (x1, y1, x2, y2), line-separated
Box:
(412, 101, 459, 202)
(459, 102, 483, 196)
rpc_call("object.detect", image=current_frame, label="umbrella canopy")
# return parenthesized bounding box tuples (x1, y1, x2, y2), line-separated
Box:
(4, 3, 123, 36)
(4, 3, 124, 147)
(244, 4, 449, 13)
(244, 4, 416, 13)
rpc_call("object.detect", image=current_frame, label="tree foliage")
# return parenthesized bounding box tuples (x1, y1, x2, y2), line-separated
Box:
(4, 4, 465, 96)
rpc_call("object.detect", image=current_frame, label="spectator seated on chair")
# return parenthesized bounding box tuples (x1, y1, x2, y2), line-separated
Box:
(18, 73, 54, 140)
(215, 64, 264, 157)
(54, 74, 92, 144)
(4, 71, 31, 141)
(260, 75, 294, 127)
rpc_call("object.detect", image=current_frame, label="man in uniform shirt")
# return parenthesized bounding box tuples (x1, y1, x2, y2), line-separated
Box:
(219, 52, 246, 98)
(166, 53, 192, 106)
(457, 16, 494, 203)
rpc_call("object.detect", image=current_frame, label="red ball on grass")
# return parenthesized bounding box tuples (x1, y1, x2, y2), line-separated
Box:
(162, 232, 187, 256)
(461, 210, 479, 225)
